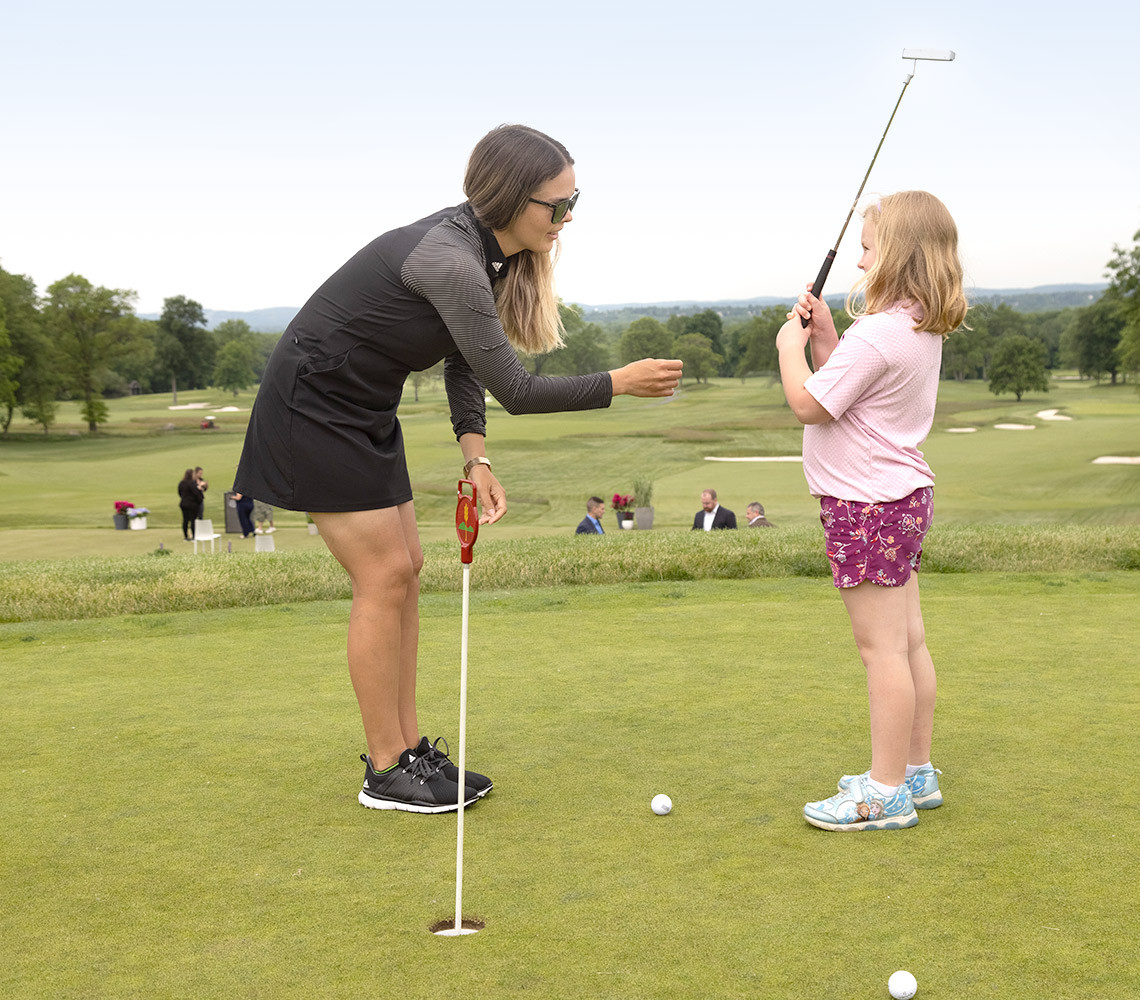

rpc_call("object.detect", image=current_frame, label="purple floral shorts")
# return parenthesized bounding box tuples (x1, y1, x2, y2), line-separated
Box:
(819, 487, 934, 588)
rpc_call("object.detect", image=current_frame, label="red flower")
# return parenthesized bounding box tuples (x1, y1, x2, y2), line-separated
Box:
(611, 493, 635, 512)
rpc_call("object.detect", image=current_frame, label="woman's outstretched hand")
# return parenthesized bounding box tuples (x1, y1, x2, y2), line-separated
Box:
(610, 358, 683, 398)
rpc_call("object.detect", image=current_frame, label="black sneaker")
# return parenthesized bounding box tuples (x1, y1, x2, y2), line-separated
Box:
(358, 749, 476, 813)
(413, 737, 494, 799)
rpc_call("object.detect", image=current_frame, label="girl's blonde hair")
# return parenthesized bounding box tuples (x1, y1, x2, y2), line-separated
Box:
(847, 190, 968, 336)
(464, 124, 571, 354)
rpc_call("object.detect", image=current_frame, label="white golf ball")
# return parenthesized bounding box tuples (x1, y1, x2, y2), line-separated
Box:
(651, 794, 672, 815)
(888, 970, 917, 999)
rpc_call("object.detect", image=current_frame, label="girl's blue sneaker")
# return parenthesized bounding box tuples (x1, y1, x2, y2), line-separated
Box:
(804, 774, 918, 832)
(837, 764, 943, 809)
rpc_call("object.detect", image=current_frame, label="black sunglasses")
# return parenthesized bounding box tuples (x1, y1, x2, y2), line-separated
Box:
(527, 189, 579, 224)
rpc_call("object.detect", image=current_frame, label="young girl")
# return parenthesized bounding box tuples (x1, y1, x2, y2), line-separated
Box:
(776, 190, 968, 832)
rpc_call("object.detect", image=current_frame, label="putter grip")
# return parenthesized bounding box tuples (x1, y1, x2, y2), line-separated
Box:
(800, 250, 836, 328)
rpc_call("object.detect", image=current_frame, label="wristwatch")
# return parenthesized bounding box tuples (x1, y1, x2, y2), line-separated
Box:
(463, 456, 492, 477)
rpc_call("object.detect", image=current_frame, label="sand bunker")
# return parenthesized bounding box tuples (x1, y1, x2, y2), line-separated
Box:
(216, 406, 243, 412)
(705, 456, 803, 463)
(1092, 456, 1140, 465)
(946, 427, 978, 433)
(168, 403, 211, 410)
(1036, 409, 1072, 421)
(994, 423, 1036, 431)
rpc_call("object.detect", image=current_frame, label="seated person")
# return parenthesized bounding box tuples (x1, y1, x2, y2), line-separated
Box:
(746, 502, 775, 527)
(692, 488, 736, 530)
(575, 496, 606, 534)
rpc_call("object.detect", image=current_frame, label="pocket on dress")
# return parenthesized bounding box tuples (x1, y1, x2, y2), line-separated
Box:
(298, 348, 353, 379)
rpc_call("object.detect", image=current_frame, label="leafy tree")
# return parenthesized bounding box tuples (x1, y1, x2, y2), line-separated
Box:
(0, 301, 22, 429)
(1104, 226, 1140, 385)
(1022, 308, 1071, 369)
(730, 306, 786, 379)
(988, 335, 1050, 401)
(106, 315, 158, 394)
(619, 317, 672, 364)
(156, 296, 213, 401)
(986, 302, 1027, 340)
(213, 318, 255, 346)
(1062, 298, 1124, 383)
(0, 266, 43, 434)
(213, 340, 256, 396)
(41, 274, 136, 432)
(211, 318, 259, 394)
(667, 309, 727, 374)
(673, 333, 723, 384)
(943, 323, 991, 381)
(20, 373, 59, 434)
(545, 322, 611, 376)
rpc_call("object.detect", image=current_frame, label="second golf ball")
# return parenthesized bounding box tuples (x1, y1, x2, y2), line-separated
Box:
(651, 794, 672, 815)
(887, 970, 917, 999)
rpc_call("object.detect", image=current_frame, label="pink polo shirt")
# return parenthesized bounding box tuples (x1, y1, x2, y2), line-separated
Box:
(802, 304, 942, 503)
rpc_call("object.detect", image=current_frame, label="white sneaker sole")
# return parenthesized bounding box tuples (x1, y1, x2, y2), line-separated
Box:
(358, 790, 478, 813)
(804, 809, 919, 832)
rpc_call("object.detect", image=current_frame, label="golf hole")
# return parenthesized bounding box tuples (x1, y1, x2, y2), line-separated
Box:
(430, 916, 485, 936)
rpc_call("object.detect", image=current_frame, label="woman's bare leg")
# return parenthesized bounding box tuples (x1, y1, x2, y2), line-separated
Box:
(310, 503, 424, 770)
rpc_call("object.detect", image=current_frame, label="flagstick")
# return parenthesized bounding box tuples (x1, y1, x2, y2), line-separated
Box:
(453, 561, 471, 933)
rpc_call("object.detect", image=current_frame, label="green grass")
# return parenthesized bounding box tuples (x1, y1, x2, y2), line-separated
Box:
(2, 374, 1137, 997)
(3, 573, 1138, 998)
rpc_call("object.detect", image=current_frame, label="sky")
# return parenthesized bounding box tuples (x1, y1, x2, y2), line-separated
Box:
(3, 0, 1138, 317)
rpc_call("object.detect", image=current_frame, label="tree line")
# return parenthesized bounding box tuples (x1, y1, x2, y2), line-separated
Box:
(0, 273, 279, 433)
(2, 225, 1137, 434)
(535, 226, 1140, 403)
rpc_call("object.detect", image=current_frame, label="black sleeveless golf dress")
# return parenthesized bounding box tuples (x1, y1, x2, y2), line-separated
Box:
(234, 203, 611, 512)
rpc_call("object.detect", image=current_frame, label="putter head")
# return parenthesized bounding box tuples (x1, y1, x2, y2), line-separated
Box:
(902, 48, 955, 62)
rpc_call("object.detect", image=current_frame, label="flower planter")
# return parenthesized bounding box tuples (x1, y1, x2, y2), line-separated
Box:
(113, 514, 129, 530)
(615, 512, 635, 530)
(634, 506, 654, 530)
(128, 516, 148, 530)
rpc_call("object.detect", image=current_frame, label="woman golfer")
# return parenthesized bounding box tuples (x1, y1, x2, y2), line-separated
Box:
(234, 124, 682, 813)
(776, 190, 967, 832)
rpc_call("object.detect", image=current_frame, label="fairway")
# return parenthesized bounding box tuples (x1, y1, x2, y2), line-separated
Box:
(2, 573, 1137, 999)
(1, 375, 1138, 563)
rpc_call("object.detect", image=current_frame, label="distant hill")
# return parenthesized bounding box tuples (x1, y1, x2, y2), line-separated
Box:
(147, 283, 1107, 332)
(201, 307, 300, 332)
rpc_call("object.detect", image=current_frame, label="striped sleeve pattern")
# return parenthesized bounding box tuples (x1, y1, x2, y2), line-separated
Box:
(401, 221, 612, 439)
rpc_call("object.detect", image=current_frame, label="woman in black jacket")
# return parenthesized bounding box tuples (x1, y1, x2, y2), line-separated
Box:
(177, 468, 201, 541)
(234, 124, 681, 813)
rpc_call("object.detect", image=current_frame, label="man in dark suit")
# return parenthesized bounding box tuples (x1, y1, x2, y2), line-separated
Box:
(692, 488, 736, 530)
(575, 496, 606, 534)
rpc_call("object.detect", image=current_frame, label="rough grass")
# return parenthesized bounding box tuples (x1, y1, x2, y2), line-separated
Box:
(2, 524, 1138, 622)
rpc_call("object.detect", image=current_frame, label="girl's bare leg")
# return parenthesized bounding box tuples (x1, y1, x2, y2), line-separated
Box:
(839, 580, 914, 788)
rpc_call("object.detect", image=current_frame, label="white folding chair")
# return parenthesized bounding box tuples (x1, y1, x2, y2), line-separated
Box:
(254, 534, 275, 553)
(192, 518, 222, 554)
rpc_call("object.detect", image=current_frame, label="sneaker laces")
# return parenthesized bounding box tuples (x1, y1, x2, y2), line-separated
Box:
(427, 737, 451, 765)
(404, 752, 445, 782)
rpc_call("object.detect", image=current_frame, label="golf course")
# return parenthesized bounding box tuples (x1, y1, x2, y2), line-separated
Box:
(2, 374, 1138, 998)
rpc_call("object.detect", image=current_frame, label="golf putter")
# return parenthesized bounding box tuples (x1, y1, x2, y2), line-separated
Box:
(801, 48, 956, 327)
